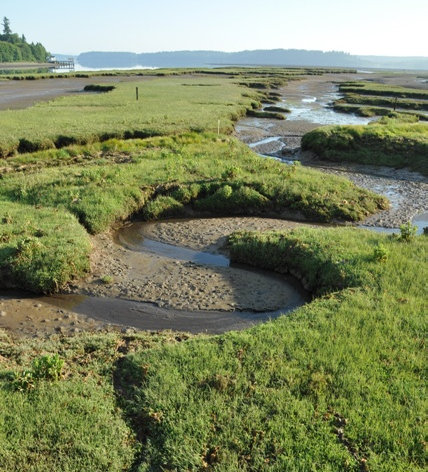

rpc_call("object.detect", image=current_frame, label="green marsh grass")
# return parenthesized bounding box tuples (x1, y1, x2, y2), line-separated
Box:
(263, 105, 291, 113)
(1, 228, 421, 470)
(336, 93, 428, 112)
(302, 121, 428, 175)
(246, 109, 286, 120)
(338, 81, 428, 100)
(0, 134, 387, 292)
(0, 76, 258, 157)
(0, 200, 90, 292)
(0, 330, 191, 471)
(0, 69, 425, 471)
(333, 103, 428, 121)
(117, 228, 426, 471)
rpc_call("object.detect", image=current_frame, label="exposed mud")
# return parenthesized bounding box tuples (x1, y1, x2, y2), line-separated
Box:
(0, 76, 153, 110)
(1, 218, 309, 337)
(68, 218, 308, 313)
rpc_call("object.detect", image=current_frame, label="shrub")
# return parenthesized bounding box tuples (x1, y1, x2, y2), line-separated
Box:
(83, 84, 116, 92)
(100, 274, 114, 284)
(221, 165, 241, 180)
(12, 354, 64, 391)
(373, 242, 388, 262)
(398, 222, 417, 242)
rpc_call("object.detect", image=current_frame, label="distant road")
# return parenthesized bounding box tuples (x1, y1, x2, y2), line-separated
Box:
(0, 62, 53, 70)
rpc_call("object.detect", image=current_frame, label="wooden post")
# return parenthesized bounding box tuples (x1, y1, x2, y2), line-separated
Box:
(136, 87, 139, 101)
(217, 119, 220, 135)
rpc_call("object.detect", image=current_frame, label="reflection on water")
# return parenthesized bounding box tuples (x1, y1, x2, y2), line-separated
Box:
(284, 100, 373, 125)
(302, 96, 317, 103)
(248, 136, 283, 148)
(117, 228, 230, 268)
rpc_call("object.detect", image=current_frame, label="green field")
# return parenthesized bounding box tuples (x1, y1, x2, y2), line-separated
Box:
(0, 70, 426, 471)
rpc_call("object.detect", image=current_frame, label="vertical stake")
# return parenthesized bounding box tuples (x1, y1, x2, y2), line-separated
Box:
(136, 87, 139, 101)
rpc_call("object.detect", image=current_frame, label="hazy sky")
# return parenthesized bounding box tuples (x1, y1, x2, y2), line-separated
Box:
(3, 0, 428, 56)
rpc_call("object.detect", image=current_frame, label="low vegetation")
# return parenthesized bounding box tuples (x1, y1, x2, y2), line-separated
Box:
(0, 200, 90, 292)
(0, 65, 352, 81)
(302, 120, 428, 175)
(0, 329, 190, 471)
(0, 76, 260, 157)
(1, 227, 425, 470)
(246, 109, 286, 120)
(83, 83, 116, 92)
(336, 92, 428, 112)
(0, 133, 386, 292)
(338, 81, 428, 100)
(333, 103, 427, 121)
(263, 105, 291, 113)
(0, 69, 424, 471)
(333, 81, 428, 122)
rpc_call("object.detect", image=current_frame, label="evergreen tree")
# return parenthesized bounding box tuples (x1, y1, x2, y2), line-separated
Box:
(2, 17, 11, 35)
(0, 18, 49, 63)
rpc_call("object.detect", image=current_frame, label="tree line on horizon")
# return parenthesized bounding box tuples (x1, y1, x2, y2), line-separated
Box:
(0, 17, 49, 63)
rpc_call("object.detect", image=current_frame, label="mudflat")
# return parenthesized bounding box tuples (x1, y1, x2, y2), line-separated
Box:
(0, 75, 152, 110)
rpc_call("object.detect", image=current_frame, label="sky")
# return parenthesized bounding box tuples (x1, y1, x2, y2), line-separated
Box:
(3, 0, 428, 57)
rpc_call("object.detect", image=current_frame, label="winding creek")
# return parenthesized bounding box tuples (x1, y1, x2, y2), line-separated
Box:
(1, 73, 427, 337)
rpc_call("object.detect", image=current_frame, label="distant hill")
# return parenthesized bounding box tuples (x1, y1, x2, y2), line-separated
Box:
(0, 17, 49, 63)
(77, 49, 428, 71)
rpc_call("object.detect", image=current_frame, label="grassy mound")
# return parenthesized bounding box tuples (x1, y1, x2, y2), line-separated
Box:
(0, 201, 90, 292)
(263, 105, 291, 113)
(302, 121, 428, 175)
(83, 83, 116, 92)
(246, 109, 286, 120)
